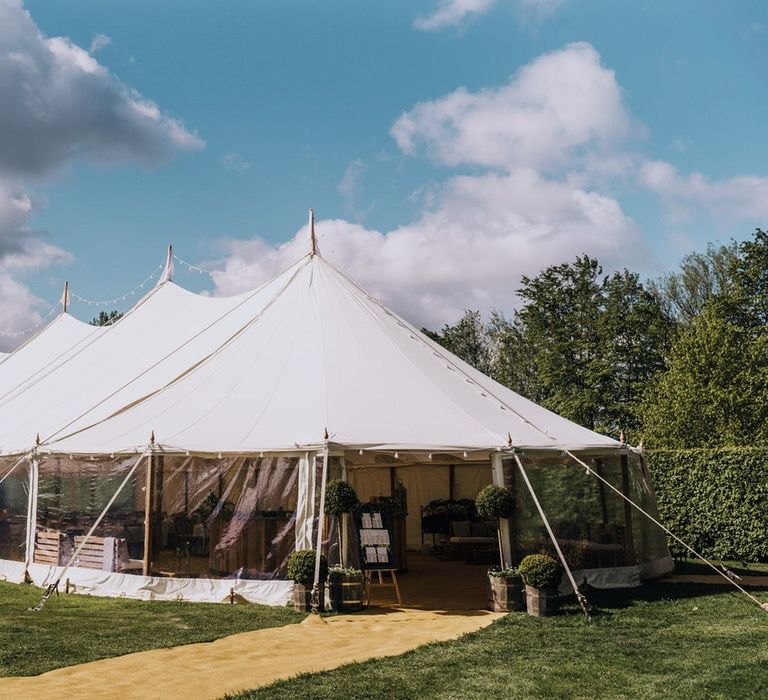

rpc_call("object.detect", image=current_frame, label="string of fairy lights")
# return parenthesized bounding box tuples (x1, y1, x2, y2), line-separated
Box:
(0, 254, 220, 341)
(68, 264, 164, 308)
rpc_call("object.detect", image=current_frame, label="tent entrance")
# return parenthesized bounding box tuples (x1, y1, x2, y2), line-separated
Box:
(346, 461, 496, 610)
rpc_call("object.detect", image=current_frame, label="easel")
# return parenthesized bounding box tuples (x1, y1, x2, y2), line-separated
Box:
(365, 568, 402, 606)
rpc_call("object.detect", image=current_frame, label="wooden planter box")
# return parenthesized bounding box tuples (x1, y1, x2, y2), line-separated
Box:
(524, 585, 559, 617)
(328, 577, 365, 613)
(293, 583, 325, 612)
(486, 575, 523, 612)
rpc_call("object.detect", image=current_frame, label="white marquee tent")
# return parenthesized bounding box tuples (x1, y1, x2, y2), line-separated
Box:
(0, 222, 673, 606)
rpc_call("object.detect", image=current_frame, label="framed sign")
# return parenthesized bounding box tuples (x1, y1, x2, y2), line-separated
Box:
(355, 509, 397, 570)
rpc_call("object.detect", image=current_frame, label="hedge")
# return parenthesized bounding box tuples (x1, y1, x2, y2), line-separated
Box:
(646, 448, 768, 562)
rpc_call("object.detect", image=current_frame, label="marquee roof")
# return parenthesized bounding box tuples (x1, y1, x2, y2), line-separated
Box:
(23, 252, 622, 457)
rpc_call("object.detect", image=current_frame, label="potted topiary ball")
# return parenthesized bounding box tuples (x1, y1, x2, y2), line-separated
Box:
(327, 565, 366, 612)
(486, 566, 523, 612)
(287, 549, 328, 612)
(475, 484, 515, 568)
(324, 480, 359, 567)
(475, 485, 515, 520)
(518, 553, 562, 617)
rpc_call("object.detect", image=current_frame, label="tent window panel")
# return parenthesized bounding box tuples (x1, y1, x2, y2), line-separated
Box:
(626, 453, 671, 563)
(0, 465, 28, 563)
(35, 456, 146, 572)
(511, 455, 630, 569)
(156, 456, 299, 580)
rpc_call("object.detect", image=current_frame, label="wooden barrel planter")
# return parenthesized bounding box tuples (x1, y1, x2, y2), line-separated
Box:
(524, 585, 559, 617)
(293, 582, 324, 612)
(486, 575, 523, 612)
(328, 576, 366, 612)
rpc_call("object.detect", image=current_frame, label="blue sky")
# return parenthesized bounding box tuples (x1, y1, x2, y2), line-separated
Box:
(1, 0, 767, 341)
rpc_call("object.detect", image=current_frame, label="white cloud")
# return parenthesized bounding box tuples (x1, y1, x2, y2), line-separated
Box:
(640, 159, 768, 223)
(0, 0, 203, 179)
(414, 0, 498, 31)
(221, 153, 252, 174)
(89, 33, 111, 53)
(391, 43, 631, 173)
(414, 0, 564, 30)
(210, 169, 642, 328)
(0, 0, 203, 342)
(338, 159, 370, 219)
(206, 41, 768, 329)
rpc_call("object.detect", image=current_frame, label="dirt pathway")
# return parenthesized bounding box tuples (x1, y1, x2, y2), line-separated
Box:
(0, 607, 502, 700)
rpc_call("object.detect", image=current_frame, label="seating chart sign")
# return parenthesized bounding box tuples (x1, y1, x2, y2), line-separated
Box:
(356, 509, 397, 570)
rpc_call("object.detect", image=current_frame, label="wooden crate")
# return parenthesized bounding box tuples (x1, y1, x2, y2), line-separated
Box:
(73, 535, 115, 571)
(34, 530, 69, 566)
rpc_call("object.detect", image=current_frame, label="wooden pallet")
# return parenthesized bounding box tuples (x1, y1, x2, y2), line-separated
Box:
(73, 535, 115, 571)
(34, 530, 68, 566)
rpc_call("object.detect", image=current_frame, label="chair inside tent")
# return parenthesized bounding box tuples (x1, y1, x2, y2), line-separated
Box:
(0, 236, 672, 607)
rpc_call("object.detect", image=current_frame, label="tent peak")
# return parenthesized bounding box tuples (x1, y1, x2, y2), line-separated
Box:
(309, 209, 319, 257)
(60, 281, 70, 314)
(158, 245, 174, 285)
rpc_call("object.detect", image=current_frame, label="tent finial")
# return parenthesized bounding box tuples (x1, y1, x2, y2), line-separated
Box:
(507, 432, 513, 447)
(309, 209, 318, 257)
(619, 430, 625, 444)
(150, 431, 155, 446)
(323, 427, 329, 441)
(60, 281, 70, 313)
(35, 433, 40, 447)
(158, 245, 174, 285)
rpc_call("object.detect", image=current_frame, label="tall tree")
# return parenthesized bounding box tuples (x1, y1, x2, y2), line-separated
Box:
(648, 242, 737, 324)
(515, 256, 604, 431)
(642, 229, 768, 448)
(423, 309, 492, 375)
(640, 307, 768, 448)
(514, 257, 672, 439)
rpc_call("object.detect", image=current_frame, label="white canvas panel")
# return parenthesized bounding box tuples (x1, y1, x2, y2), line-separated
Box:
(43, 256, 622, 456)
(0, 260, 306, 454)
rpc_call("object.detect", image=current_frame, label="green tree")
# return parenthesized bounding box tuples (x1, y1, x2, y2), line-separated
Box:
(641, 307, 768, 448)
(90, 310, 123, 326)
(514, 256, 604, 431)
(648, 243, 737, 324)
(422, 309, 492, 375)
(514, 257, 672, 439)
(642, 229, 768, 448)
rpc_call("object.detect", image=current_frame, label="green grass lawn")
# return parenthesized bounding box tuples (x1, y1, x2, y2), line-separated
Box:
(225, 582, 768, 700)
(0, 581, 303, 677)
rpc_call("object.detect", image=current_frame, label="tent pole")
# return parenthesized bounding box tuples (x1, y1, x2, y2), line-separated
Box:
(311, 446, 330, 613)
(513, 452, 590, 617)
(340, 455, 348, 568)
(142, 441, 156, 577)
(490, 453, 512, 569)
(23, 452, 40, 580)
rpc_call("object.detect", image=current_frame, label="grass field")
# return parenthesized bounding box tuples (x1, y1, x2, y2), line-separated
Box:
(226, 581, 768, 700)
(0, 581, 303, 677)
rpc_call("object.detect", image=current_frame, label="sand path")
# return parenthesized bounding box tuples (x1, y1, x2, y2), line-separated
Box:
(0, 607, 502, 700)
